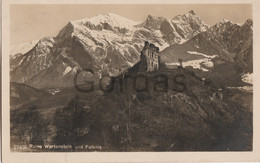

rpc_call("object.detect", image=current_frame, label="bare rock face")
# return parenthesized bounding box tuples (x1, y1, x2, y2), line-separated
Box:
(234, 19, 253, 72)
(207, 19, 253, 72)
(170, 10, 209, 40)
(10, 37, 55, 84)
(160, 10, 209, 45)
(161, 18, 253, 73)
(141, 15, 167, 30)
(160, 20, 181, 45)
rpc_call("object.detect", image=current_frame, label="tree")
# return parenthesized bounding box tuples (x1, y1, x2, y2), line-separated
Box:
(11, 111, 28, 145)
(11, 106, 49, 147)
(27, 107, 49, 146)
(53, 95, 90, 150)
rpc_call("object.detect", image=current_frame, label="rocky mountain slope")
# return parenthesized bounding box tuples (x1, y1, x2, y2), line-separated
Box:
(10, 11, 210, 89)
(159, 18, 253, 88)
(160, 18, 253, 71)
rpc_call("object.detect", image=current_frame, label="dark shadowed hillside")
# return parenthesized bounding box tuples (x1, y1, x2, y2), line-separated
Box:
(85, 64, 252, 151)
(10, 82, 50, 106)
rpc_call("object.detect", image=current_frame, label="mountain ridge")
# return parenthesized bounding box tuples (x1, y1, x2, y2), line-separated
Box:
(10, 11, 252, 89)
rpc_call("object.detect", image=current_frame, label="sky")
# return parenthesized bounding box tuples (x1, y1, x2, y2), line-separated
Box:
(10, 4, 252, 45)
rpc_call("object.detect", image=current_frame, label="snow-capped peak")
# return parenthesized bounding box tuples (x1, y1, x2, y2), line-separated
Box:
(220, 19, 231, 24)
(146, 14, 165, 20)
(10, 39, 39, 58)
(243, 19, 253, 28)
(72, 13, 138, 29)
(188, 10, 196, 15)
(35, 37, 55, 51)
(218, 19, 241, 26)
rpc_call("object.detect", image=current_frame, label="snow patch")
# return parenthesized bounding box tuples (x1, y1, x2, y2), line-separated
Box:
(166, 51, 217, 71)
(63, 66, 72, 76)
(227, 86, 253, 92)
(242, 73, 253, 85)
(195, 45, 199, 49)
(182, 59, 210, 71)
(178, 38, 189, 44)
(72, 13, 138, 30)
(201, 60, 214, 68)
(18, 56, 26, 66)
(72, 67, 78, 73)
(47, 88, 61, 95)
(187, 51, 217, 58)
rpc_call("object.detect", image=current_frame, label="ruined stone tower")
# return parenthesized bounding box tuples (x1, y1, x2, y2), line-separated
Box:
(140, 41, 160, 72)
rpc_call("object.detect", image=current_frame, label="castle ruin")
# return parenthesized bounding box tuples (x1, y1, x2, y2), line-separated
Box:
(140, 41, 160, 72)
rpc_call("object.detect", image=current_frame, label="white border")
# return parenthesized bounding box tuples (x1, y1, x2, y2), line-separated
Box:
(2, 0, 260, 162)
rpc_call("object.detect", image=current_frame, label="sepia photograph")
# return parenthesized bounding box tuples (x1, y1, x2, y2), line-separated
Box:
(2, 0, 260, 162)
(8, 3, 254, 152)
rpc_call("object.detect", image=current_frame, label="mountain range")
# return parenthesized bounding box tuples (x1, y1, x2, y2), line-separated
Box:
(10, 10, 253, 89)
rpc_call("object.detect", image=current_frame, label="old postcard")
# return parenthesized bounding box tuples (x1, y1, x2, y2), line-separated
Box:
(2, 0, 260, 162)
